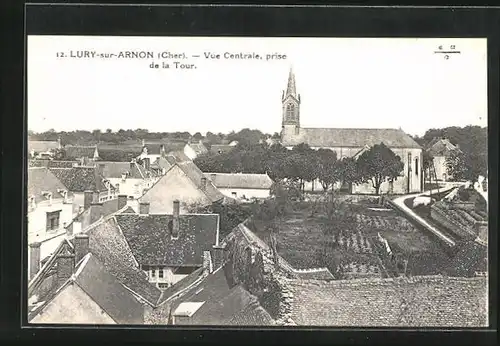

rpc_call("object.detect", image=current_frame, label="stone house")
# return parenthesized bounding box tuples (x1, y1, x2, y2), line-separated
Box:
(136, 160, 226, 214)
(98, 159, 160, 198)
(203, 172, 274, 200)
(425, 137, 462, 182)
(117, 200, 220, 289)
(183, 140, 208, 160)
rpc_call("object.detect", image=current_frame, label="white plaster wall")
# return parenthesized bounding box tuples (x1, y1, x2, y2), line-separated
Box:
(218, 188, 270, 199)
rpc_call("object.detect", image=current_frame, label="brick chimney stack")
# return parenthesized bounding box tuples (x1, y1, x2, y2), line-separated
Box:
(143, 157, 150, 171)
(74, 234, 90, 264)
(56, 253, 75, 287)
(29, 242, 41, 280)
(139, 202, 150, 215)
(83, 190, 93, 210)
(172, 200, 180, 238)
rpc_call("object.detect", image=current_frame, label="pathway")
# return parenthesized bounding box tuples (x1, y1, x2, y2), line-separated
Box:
(388, 183, 459, 248)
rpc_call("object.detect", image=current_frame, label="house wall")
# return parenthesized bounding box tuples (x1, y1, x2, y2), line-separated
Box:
(183, 145, 197, 160)
(218, 188, 270, 200)
(141, 165, 212, 214)
(27, 199, 73, 242)
(431, 156, 449, 181)
(108, 177, 159, 199)
(30, 283, 116, 324)
(144, 267, 195, 288)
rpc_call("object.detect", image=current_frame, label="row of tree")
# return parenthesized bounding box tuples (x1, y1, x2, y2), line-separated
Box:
(28, 128, 277, 146)
(195, 142, 405, 195)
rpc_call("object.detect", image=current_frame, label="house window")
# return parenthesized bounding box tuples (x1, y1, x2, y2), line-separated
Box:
(415, 158, 419, 176)
(158, 283, 169, 289)
(159, 268, 164, 278)
(46, 210, 61, 231)
(151, 268, 156, 278)
(232, 192, 237, 198)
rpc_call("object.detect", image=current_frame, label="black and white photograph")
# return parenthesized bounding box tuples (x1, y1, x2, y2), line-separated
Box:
(26, 35, 489, 327)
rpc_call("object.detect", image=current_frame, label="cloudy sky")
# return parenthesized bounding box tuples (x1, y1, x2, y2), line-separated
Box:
(28, 36, 487, 137)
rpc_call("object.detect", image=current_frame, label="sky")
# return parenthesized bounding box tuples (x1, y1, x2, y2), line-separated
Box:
(28, 36, 487, 137)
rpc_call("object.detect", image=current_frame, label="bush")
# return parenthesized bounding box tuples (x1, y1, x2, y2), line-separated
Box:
(457, 188, 471, 201)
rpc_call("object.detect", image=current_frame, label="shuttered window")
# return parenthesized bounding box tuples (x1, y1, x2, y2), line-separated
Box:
(46, 210, 61, 231)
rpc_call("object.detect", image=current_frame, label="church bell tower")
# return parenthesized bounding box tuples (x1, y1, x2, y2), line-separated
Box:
(281, 67, 301, 139)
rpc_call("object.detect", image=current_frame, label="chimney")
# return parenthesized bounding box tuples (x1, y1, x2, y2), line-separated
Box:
(91, 201, 104, 219)
(83, 190, 93, 210)
(73, 221, 82, 235)
(172, 200, 180, 238)
(29, 242, 41, 280)
(57, 137, 62, 148)
(74, 234, 90, 264)
(203, 251, 213, 274)
(212, 245, 225, 270)
(143, 157, 150, 171)
(92, 191, 100, 203)
(201, 177, 207, 190)
(56, 253, 75, 287)
(139, 202, 150, 215)
(160, 145, 166, 157)
(118, 195, 128, 210)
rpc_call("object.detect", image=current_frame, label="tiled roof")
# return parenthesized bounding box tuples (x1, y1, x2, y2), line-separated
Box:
(209, 144, 235, 155)
(64, 146, 98, 159)
(83, 218, 162, 305)
(186, 142, 208, 156)
(157, 267, 206, 305)
(68, 198, 121, 231)
(427, 138, 461, 157)
(28, 167, 69, 203)
(29, 253, 144, 324)
(151, 157, 174, 171)
(72, 254, 144, 323)
(282, 128, 422, 149)
(115, 214, 219, 266)
(177, 161, 225, 202)
(285, 275, 488, 327)
(168, 265, 274, 325)
(120, 206, 136, 214)
(204, 172, 274, 190)
(446, 240, 488, 277)
(166, 150, 191, 163)
(28, 140, 60, 153)
(98, 161, 144, 179)
(50, 167, 112, 193)
(293, 268, 335, 281)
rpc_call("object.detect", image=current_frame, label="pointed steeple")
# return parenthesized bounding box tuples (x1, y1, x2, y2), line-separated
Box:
(285, 67, 297, 98)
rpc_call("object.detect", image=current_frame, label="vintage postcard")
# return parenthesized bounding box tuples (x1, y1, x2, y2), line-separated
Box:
(26, 36, 488, 327)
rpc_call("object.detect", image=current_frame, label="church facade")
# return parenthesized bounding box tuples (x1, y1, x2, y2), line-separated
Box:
(280, 69, 423, 195)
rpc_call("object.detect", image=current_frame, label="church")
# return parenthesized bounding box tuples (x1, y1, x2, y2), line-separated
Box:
(279, 68, 423, 195)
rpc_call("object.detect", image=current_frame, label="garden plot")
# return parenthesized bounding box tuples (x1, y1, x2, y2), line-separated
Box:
(335, 229, 374, 254)
(342, 262, 381, 278)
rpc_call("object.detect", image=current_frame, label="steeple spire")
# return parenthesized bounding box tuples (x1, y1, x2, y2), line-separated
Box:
(285, 66, 297, 98)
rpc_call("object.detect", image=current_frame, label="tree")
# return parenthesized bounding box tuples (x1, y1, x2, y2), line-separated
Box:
(316, 148, 340, 191)
(192, 132, 203, 140)
(338, 157, 359, 193)
(356, 143, 404, 195)
(446, 150, 486, 183)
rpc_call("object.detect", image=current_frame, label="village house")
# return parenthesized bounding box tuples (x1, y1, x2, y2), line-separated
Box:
(29, 159, 77, 169)
(28, 138, 62, 159)
(183, 140, 209, 160)
(116, 200, 220, 289)
(280, 68, 423, 194)
(49, 165, 117, 215)
(29, 252, 145, 324)
(136, 160, 226, 214)
(150, 156, 175, 176)
(28, 194, 129, 281)
(203, 172, 274, 200)
(28, 201, 223, 324)
(97, 159, 160, 198)
(27, 167, 74, 274)
(139, 141, 167, 162)
(63, 145, 100, 161)
(425, 137, 462, 182)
